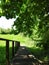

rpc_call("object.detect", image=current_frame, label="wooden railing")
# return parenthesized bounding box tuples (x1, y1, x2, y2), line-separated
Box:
(0, 38, 20, 65)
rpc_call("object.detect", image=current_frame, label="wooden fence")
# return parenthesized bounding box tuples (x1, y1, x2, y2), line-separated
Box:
(0, 38, 20, 65)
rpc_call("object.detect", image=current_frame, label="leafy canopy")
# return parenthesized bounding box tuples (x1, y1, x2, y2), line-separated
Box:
(0, 0, 49, 49)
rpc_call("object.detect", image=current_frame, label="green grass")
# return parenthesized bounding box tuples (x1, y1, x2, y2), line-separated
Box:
(0, 34, 25, 42)
(27, 46, 49, 61)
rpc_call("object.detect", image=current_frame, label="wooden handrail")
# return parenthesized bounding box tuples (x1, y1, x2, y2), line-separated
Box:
(0, 38, 20, 65)
(0, 38, 18, 42)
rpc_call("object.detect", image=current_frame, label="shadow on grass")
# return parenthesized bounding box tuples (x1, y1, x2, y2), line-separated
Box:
(27, 47, 49, 61)
(0, 46, 12, 65)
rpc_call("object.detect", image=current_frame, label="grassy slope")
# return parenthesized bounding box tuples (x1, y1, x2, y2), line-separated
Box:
(0, 34, 35, 46)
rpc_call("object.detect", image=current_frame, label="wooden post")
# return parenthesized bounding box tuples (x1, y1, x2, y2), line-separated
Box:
(15, 41, 17, 53)
(6, 40, 10, 65)
(17, 41, 20, 47)
(15, 41, 20, 53)
(12, 41, 14, 58)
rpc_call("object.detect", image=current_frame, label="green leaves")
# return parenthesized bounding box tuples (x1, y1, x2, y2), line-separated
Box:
(0, 0, 23, 18)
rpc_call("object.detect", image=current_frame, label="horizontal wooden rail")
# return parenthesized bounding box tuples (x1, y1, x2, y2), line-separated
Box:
(0, 38, 20, 65)
(0, 38, 18, 42)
